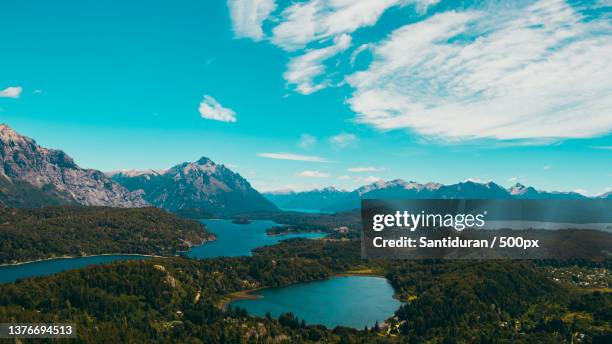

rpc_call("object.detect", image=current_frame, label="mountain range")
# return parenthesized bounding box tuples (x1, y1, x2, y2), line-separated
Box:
(263, 187, 347, 211)
(1, 124, 608, 215)
(0, 124, 276, 215)
(0, 124, 147, 208)
(108, 157, 278, 215)
(265, 179, 599, 213)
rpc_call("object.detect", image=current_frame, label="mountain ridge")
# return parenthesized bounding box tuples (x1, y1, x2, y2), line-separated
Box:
(265, 180, 594, 212)
(110, 157, 278, 215)
(0, 124, 148, 208)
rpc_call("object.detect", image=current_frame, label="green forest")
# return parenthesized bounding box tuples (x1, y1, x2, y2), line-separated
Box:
(1, 238, 610, 343)
(0, 206, 213, 264)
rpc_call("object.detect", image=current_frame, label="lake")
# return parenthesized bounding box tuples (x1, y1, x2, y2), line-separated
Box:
(0, 219, 325, 284)
(281, 208, 331, 214)
(186, 219, 326, 258)
(229, 276, 402, 329)
(0, 255, 149, 284)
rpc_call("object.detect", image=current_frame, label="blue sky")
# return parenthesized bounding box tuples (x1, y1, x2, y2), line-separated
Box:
(0, 0, 611, 195)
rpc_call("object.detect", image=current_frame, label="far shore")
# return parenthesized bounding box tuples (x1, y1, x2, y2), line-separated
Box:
(219, 271, 388, 309)
(0, 253, 166, 268)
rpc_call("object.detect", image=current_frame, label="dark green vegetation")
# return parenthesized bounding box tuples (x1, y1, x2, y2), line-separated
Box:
(1, 238, 610, 343)
(241, 210, 361, 237)
(265, 225, 323, 236)
(0, 206, 213, 264)
(0, 174, 69, 208)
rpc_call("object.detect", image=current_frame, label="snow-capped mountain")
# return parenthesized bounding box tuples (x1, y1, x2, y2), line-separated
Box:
(266, 180, 589, 213)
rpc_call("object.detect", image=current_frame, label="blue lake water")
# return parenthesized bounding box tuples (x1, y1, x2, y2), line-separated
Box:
(187, 219, 326, 258)
(281, 208, 330, 214)
(230, 276, 402, 329)
(0, 219, 324, 284)
(0, 255, 148, 284)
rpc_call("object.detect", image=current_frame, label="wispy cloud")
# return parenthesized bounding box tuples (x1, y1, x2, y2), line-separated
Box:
(347, 0, 612, 140)
(348, 166, 385, 172)
(543, 165, 552, 171)
(298, 134, 317, 148)
(284, 34, 351, 94)
(295, 170, 331, 178)
(257, 152, 330, 162)
(198, 95, 237, 122)
(227, 0, 276, 40)
(329, 132, 357, 147)
(592, 146, 612, 150)
(0, 86, 22, 99)
(271, 0, 436, 51)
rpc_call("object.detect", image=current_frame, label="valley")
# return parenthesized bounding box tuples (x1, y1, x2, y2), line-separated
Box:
(0, 124, 610, 342)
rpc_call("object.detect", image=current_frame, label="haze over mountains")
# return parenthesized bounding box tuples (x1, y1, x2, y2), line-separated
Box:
(264, 187, 347, 211)
(264, 179, 595, 213)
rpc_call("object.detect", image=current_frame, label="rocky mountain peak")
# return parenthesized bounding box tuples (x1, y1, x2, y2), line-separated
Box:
(0, 124, 148, 208)
(112, 156, 278, 215)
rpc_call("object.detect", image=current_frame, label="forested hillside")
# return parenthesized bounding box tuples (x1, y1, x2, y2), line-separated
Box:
(0, 206, 213, 264)
(1, 239, 609, 343)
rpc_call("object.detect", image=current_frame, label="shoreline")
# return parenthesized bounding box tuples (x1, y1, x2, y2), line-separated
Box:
(0, 253, 166, 268)
(219, 272, 388, 309)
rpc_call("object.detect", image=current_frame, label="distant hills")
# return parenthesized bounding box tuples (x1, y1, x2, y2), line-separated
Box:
(0, 124, 148, 208)
(265, 179, 600, 213)
(109, 157, 278, 215)
(263, 187, 347, 211)
(1, 123, 608, 215)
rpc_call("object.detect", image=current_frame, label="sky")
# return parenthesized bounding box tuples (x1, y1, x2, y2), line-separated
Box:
(0, 0, 611, 195)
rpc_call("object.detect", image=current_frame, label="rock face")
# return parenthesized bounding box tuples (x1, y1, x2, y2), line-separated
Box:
(110, 157, 279, 215)
(0, 124, 148, 208)
(508, 183, 586, 199)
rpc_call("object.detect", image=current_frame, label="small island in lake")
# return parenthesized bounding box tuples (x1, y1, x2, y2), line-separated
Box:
(232, 218, 252, 225)
(266, 225, 322, 236)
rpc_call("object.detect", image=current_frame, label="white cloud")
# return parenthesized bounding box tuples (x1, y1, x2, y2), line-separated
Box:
(257, 152, 330, 162)
(227, 0, 276, 40)
(363, 176, 383, 184)
(543, 165, 552, 170)
(198, 95, 237, 122)
(337, 174, 382, 183)
(350, 44, 370, 66)
(295, 170, 331, 178)
(592, 146, 612, 150)
(299, 134, 317, 148)
(348, 166, 385, 172)
(507, 177, 518, 182)
(347, 0, 612, 140)
(284, 34, 352, 94)
(0, 86, 22, 99)
(329, 132, 357, 147)
(271, 0, 437, 51)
